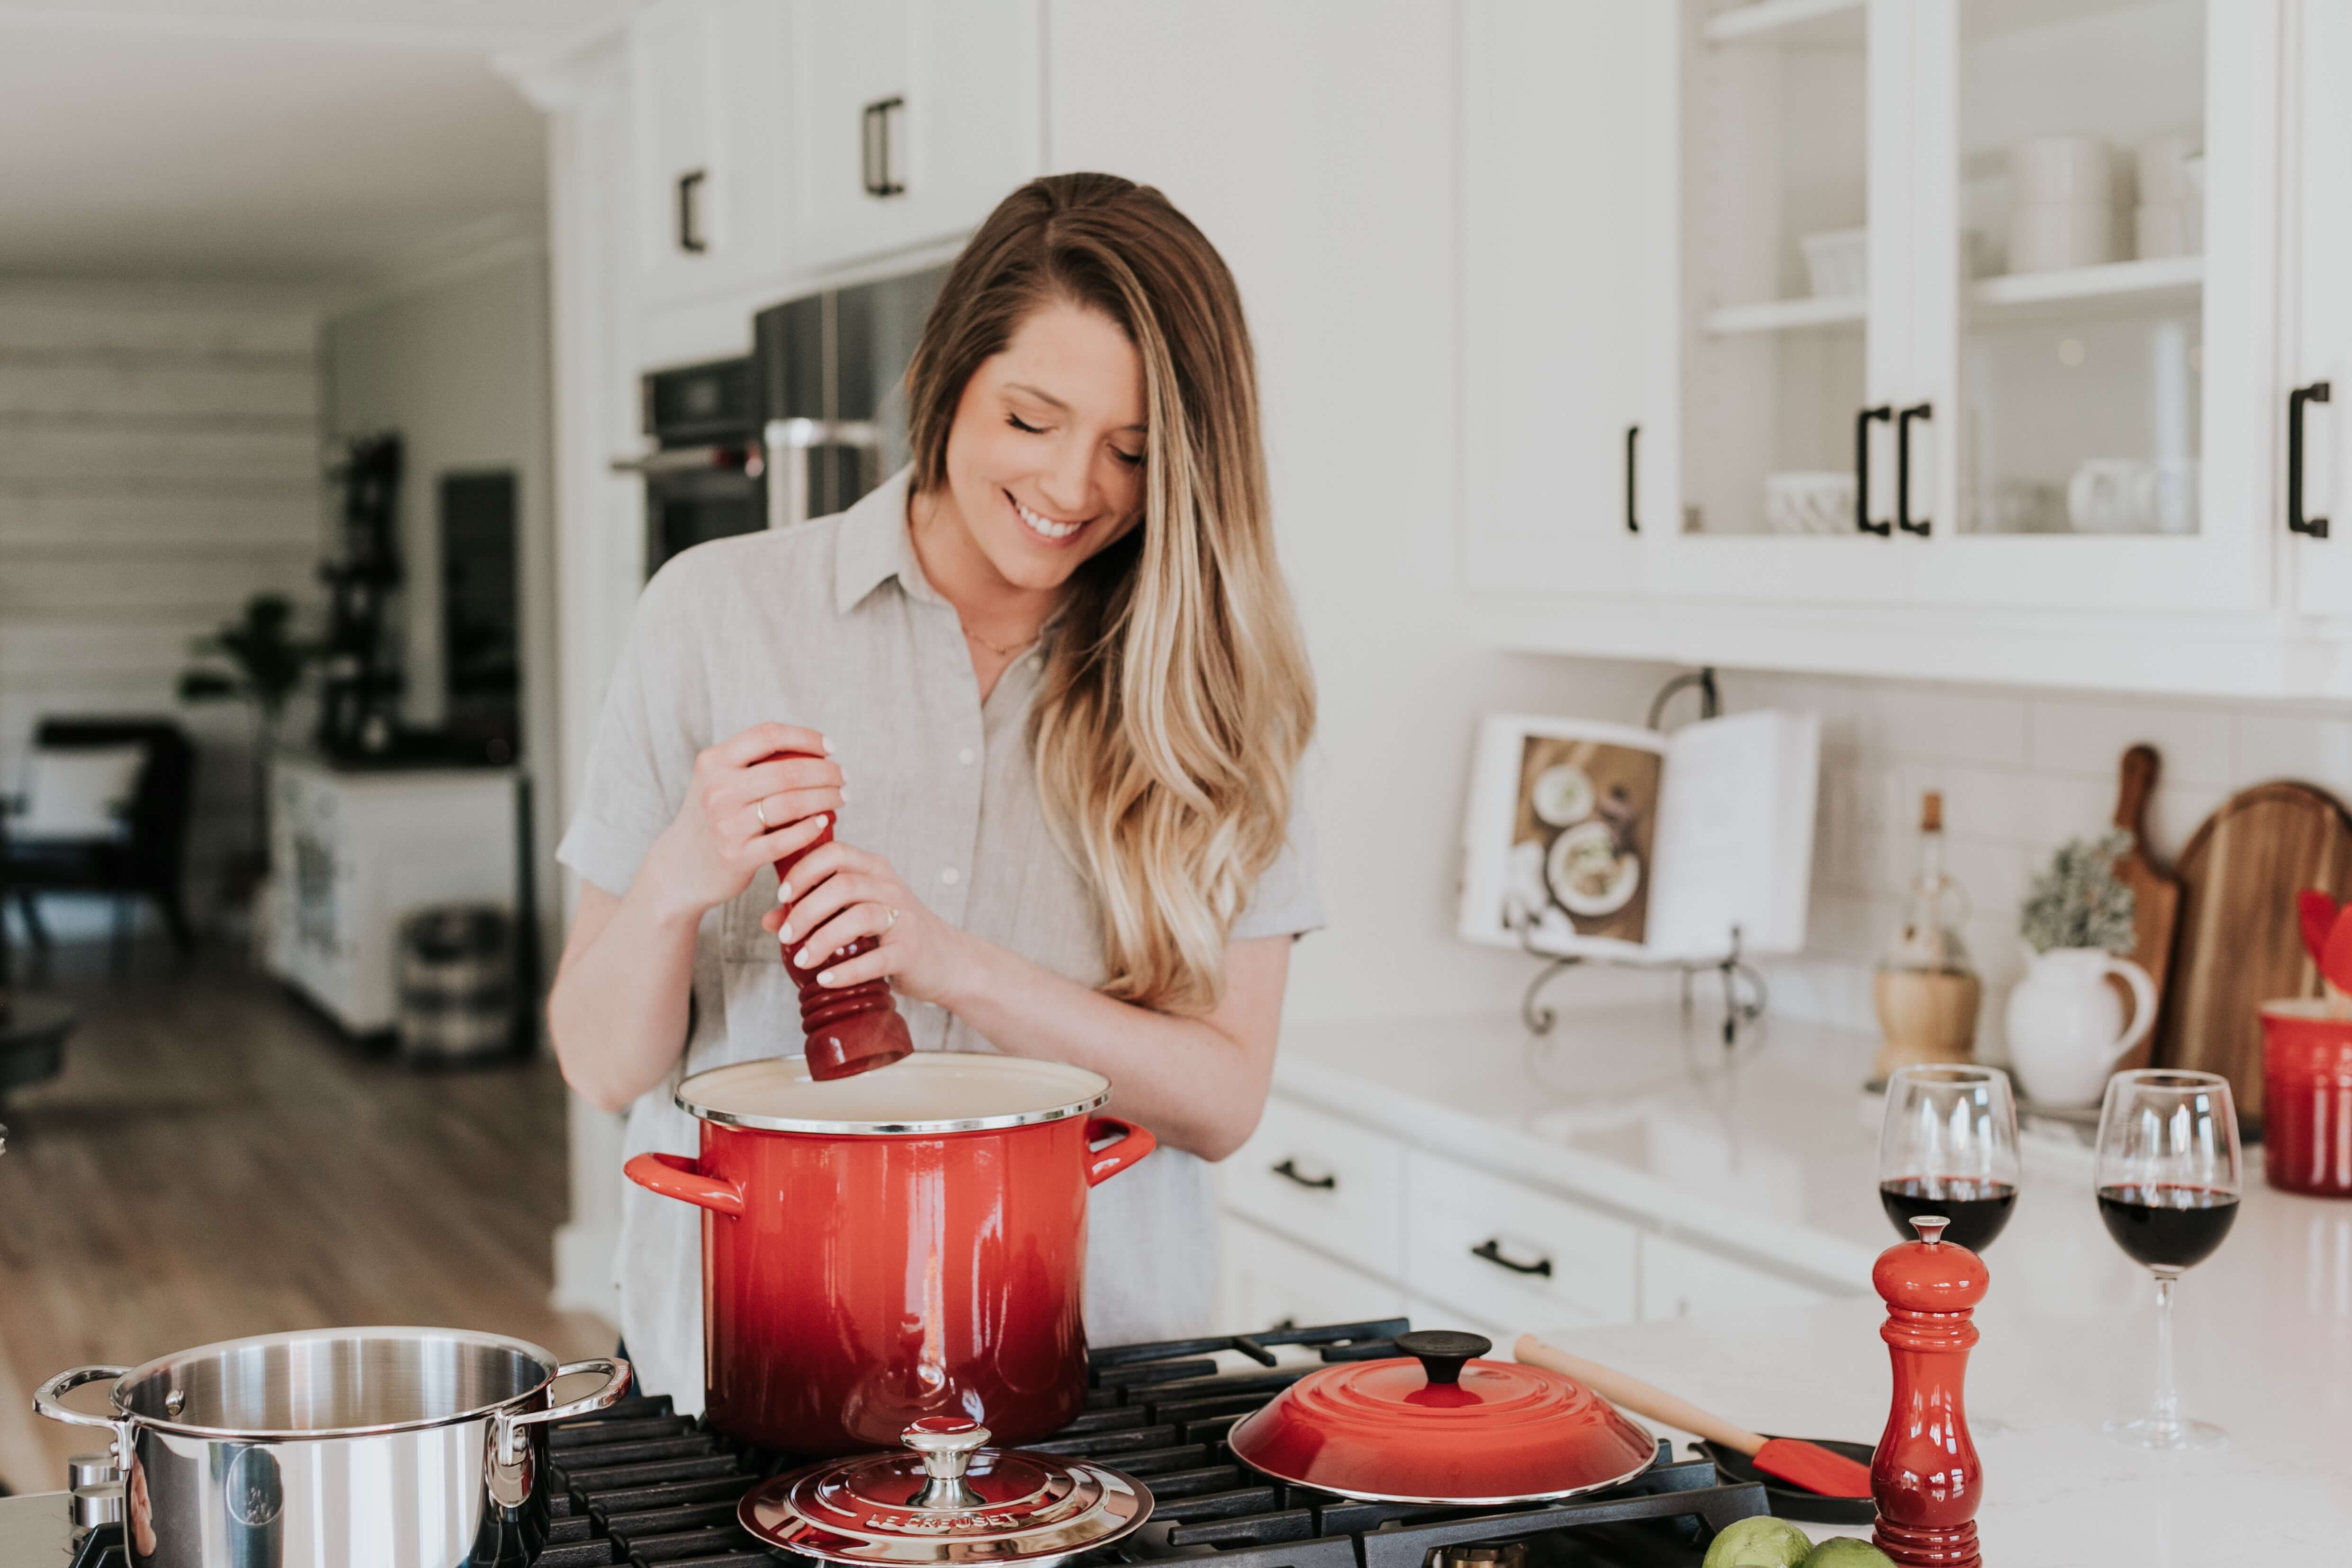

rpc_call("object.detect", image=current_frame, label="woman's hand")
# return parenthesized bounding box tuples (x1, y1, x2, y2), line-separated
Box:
(762, 839, 972, 1005)
(636, 721, 845, 925)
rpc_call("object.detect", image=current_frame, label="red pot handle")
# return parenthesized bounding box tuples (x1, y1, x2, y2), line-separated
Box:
(625, 1151, 745, 1217)
(1083, 1116, 1156, 1186)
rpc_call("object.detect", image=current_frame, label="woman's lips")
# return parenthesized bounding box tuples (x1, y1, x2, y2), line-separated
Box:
(1008, 489, 1087, 545)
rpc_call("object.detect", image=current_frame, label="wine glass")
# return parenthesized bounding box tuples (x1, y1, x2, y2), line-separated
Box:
(2094, 1069, 2242, 1450)
(1877, 1065, 2022, 1251)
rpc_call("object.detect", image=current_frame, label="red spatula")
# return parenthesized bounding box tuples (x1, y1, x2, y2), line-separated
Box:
(1515, 1334, 1873, 1499)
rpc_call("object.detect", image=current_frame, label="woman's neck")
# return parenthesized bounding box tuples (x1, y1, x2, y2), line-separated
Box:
(907, 484, 1059, 647)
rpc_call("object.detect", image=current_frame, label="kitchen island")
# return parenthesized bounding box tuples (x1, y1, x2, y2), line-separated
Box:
(1263, 1004, 2352, 1561)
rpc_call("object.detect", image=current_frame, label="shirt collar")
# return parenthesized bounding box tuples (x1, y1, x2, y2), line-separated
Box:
(832, 466, 945, 614)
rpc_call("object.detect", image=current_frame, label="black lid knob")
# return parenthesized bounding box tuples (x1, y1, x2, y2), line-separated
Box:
(1394, 1329, 1490, 1387)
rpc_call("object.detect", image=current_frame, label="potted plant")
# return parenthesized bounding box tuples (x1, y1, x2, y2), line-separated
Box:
(2006, 831, 2156, 1105)
(179, 593, 317, 904)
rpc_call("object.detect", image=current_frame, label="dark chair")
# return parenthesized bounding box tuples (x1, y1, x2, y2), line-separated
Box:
(0, 719, 197, 972)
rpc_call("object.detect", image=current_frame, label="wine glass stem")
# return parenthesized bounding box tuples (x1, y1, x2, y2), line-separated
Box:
(2150, 1272, 2179, 1436)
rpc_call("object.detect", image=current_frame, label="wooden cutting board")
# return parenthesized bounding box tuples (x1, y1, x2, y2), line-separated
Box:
(2110, 745, 2181, 1072)
(2153, 780, 2352, 1125)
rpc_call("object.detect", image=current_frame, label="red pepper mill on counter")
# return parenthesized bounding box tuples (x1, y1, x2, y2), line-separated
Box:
(1871, 1214, 1987, 1568)
(769, 750, 913, 1080)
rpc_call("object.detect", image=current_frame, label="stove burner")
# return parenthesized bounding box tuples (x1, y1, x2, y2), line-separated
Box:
(58, 1319, 1773, 1568)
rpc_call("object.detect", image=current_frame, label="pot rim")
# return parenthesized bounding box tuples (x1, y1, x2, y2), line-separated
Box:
(2260, 997, 2352, 1022)
(1234, 1450, 1660, 1507)
(105, 1325, 564, 1443)
(676, 1052, 1112, 1135)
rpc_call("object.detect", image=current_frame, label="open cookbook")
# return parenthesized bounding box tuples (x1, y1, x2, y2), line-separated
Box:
(1457, 709, 1821, 963)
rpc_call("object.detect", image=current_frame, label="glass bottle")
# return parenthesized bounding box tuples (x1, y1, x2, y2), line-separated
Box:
(1873, 792, 1983, 1075)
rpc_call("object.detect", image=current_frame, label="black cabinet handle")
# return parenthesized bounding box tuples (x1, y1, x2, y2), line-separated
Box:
(1470, 1238, 1553, 1277)
(1270, 1158, 1335, 1191)
(2291, 380, 2332, 539)
(676, 169, 708, 254)
(1625, 424, 1640, 534)
(1854, 404, 1892, 536)
(862, 96, 907, 197)
(1896, 401, 1932, 536)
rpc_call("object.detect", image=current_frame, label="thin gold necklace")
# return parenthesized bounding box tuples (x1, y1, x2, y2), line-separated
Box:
(962, 624, 1040, 658)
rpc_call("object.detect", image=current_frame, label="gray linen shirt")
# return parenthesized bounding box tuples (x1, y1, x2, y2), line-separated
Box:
(557, 467, 1322, 1413)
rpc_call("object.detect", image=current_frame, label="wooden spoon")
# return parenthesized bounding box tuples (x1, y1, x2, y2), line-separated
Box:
(1515, 1334, 1872, 1499)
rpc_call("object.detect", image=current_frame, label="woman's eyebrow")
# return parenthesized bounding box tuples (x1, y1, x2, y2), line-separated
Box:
(1005, 381, 1146, 433)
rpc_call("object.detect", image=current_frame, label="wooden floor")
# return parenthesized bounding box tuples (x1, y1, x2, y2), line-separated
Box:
(0, 942, 610, 1495)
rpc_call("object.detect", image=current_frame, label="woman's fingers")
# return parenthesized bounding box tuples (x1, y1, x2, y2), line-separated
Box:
(809, 941, 898, 990)
(745, 811, 829, 865)
(771, 840, 882, 905)
(714, 721, 831, 767)
(731, 754, 844, 805)
(778, 870, 882, 945)
(791, 897, 897, 971)
(739, 785, 843, 842)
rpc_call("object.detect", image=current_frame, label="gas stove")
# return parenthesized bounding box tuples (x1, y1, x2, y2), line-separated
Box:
(1, 1318, 1768, 1567)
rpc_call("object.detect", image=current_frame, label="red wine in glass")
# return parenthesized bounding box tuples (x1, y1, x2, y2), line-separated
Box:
(1880, 1175, 2018, 1252)
(2096, 1184, 2240, 1272)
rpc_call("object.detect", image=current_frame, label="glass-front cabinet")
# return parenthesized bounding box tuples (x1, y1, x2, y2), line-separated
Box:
(1646, 0, 2280, 612)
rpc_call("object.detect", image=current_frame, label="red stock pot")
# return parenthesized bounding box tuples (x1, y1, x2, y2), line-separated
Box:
(625, 1052, 1155, 1455)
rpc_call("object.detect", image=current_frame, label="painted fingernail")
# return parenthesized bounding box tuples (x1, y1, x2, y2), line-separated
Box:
(817, 969, 836, 986)
(839, 784, 851, 803)
(822, 735, 836, 754)
(777, 880, 792, 902)
(798, 946, 817, 966)
(778, 920, 793, 941)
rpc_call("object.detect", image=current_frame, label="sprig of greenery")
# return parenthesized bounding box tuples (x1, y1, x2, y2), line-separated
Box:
(2020, 829, 2138, 955)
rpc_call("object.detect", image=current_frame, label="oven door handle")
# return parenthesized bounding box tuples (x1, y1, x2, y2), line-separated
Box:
(765, 417, 886, 531)
(610, 444, 763, 478)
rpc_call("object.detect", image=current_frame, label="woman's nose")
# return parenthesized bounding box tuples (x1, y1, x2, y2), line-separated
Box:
(1037, 439, 1095, 516)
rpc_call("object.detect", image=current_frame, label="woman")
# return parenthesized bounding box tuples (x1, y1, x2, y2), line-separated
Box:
(548, 173, 1320, 1413)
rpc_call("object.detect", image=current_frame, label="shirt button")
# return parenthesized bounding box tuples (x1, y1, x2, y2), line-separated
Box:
(957, 747, 975, 766)
(940, 867, 961, 886)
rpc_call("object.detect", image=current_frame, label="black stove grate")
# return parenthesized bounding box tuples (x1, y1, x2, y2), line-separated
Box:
(66, 1319, 1769, 1568)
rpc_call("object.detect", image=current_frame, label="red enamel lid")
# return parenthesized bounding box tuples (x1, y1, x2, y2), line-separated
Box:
(1226, 1331, 1657, 1505)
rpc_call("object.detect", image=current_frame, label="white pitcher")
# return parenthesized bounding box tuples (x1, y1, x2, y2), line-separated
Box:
(2004, 946, 2158, 1106)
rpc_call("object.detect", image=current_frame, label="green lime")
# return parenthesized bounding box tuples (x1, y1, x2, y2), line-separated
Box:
(1802, 1541, 1896, 1568)
(1700, 1515, 1813, 1568)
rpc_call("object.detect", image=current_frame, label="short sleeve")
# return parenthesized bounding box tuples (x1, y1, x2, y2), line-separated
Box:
(556, 564, 711, 897)
(1229, 789, 1324, 944)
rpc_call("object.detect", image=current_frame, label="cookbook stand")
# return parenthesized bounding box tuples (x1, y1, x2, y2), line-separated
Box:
(1510, 666, 1768, 1049)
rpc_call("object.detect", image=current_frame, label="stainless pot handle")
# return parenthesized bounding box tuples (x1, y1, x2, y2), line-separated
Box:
(33, 1366, 131, 1433)
(494, 1358, 632, 1465)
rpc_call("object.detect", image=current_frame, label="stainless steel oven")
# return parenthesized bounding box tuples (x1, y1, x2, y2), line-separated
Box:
(616, 356, 764, 579)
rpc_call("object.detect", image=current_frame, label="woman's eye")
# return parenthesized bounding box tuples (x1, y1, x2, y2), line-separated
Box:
(1113, 448, 1145, 468)
(1005, 412, 1046, 434)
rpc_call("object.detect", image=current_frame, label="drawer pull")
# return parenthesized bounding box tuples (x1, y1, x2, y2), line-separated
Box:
(1270, 1157, 1337, 1191)
(1471, 1237, 1553, 1277)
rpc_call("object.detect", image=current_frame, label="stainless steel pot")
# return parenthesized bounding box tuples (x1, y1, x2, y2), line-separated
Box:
(33, 1326, 629, 1568)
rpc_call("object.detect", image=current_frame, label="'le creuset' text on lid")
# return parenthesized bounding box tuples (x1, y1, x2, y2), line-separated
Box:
(739, 1417, 1151, 1565)
(1227, 1330, 1658, 1504)
(676, 1051, 1110, 1135)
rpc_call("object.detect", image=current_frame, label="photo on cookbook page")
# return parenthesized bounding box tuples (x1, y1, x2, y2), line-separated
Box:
(1462, 717, 1667, 954)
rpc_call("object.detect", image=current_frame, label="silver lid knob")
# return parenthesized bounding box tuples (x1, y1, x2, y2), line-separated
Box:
(901, 1417, 989, 1512)
(67, 1454, 118, 1490)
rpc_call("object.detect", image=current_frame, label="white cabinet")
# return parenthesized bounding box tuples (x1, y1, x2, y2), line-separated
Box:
(263, 757, 519, 1035)
(1403, 1148, 1641, 1332)
(1223, 1096, 1407, 1279)
(1219, 1215, 1407, 1336)
(628, 0, 790, 306)
(1638, 1233, 1831, 1322)
(2288, 0, 2352, 616)
(1463, 0, 2348, 698)
(787, 0, 1042, 276)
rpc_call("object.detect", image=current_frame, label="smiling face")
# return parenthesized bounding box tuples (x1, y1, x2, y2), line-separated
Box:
(928, 299, 1149, 596)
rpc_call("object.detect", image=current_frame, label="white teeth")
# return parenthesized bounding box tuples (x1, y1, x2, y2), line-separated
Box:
(1014, 497, 1082, 540)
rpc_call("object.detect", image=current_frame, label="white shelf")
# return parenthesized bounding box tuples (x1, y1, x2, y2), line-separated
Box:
(1704, 294, 1867, 335)
(1969, 254, 2205, 319)
(1703, 0, 1866, 46)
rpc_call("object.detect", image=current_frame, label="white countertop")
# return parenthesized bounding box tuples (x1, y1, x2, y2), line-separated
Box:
(1275, 1004, 2352, 1559)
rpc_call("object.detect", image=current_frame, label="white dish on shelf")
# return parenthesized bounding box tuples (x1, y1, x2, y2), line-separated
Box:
(2010, 134, 2113, 207)
(1799, 227, 1867, 298)
(1764, 471, 1857, 535)
(2009, 201, 2118, 274)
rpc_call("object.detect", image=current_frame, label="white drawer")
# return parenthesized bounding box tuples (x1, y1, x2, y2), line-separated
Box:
(1219, 1214, 1408, 1335)
(1404, 1149, 1639, 1332)
(1224, 1095, 1406, 1277)
(1638, 1233, 1833, 1322)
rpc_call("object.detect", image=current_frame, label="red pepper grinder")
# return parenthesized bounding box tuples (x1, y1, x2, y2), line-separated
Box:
(768, 751, 913, 1081)
(1870, 1214, 1987, 1568)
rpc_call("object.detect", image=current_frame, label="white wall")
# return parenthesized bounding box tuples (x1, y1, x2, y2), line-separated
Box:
(322, 251, 562, 968)
(0, 278, 323, 936)
(1047, 0, 1677, 1026)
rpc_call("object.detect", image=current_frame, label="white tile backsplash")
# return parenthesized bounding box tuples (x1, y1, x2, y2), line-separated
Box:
(1686, 668, 2352, 1052)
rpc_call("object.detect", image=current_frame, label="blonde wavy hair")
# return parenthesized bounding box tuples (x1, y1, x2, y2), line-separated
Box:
(905, 173, 1315, 1014)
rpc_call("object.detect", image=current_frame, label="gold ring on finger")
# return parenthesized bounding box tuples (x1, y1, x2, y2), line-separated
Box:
(883, 905, 900, 932)
(755, 797, 770, 829)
